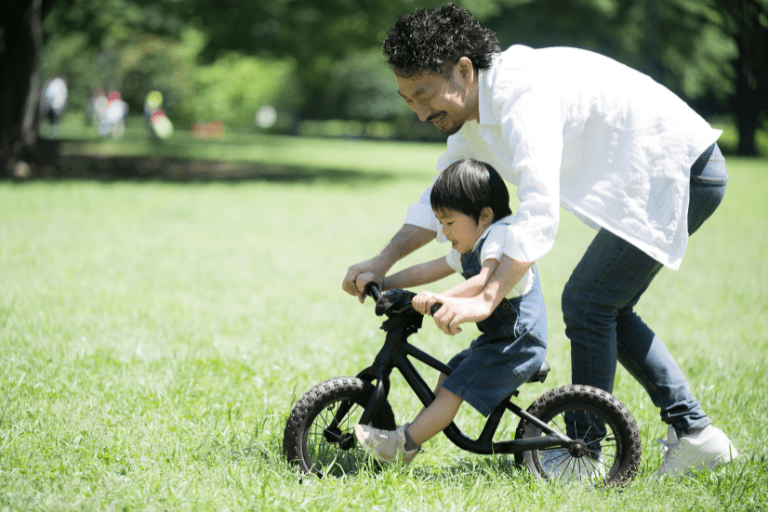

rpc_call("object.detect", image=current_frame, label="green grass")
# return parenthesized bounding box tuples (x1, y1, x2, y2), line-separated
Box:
(1, 141, 767, 510)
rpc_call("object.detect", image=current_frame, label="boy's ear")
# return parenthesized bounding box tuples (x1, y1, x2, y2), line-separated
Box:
(479, 206, 494, 226)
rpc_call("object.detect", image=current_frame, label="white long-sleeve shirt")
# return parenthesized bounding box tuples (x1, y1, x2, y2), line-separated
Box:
(404, 45, 721, 270)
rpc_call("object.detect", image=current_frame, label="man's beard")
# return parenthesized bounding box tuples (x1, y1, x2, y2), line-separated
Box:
(429, 111, 463, 136)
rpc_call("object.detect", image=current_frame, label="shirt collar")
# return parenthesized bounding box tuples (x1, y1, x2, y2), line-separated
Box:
(471, 215, 513, 252)
(476, 66, 496, 126)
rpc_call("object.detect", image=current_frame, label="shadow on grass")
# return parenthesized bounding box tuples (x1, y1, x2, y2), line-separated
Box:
(45, 154, 399, 184)
(7, 140, 400, 185)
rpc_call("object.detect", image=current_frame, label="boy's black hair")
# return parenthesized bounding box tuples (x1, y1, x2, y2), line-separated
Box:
(383, 3, 501, 78)
(430, 159, 512, 224)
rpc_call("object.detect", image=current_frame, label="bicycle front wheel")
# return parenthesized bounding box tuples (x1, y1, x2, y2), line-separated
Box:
(514, 385, 642, 485)
(283, 376, 396, 477)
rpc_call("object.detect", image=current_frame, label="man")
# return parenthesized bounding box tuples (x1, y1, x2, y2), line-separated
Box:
(342, 3, 737, 478)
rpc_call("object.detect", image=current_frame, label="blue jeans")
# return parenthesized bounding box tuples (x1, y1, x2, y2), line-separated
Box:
(563, 143, 728, 437)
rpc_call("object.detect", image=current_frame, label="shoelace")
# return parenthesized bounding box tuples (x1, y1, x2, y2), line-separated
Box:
(657, 437, 679, 464)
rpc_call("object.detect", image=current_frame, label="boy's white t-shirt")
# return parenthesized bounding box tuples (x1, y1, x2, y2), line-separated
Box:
(444, 216, 535, 299)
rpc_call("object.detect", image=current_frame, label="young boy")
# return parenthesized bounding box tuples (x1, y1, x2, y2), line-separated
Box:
(354, 158, 548, 466)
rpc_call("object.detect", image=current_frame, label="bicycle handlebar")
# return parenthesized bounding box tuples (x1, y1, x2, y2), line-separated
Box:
(365, 281, 443, 317)
(363, 281, 382, 301)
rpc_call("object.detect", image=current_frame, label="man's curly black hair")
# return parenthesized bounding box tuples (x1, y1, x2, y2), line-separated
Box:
(383, 3, 501, 78)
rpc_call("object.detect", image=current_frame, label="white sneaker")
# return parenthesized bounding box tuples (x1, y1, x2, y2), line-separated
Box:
(656, 425, 738, 478)
(540, 448, 605, 483)
(354, 423, 420, 467)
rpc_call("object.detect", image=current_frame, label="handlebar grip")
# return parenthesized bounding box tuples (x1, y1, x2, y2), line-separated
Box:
(430, 303, 442, 316)
(363, 281, 382, 301)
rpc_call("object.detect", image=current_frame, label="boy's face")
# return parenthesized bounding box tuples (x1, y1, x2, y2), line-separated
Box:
(435, 208, 491, 255)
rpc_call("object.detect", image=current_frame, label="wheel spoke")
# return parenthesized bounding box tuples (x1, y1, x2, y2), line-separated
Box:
(520, 387, 640, 485)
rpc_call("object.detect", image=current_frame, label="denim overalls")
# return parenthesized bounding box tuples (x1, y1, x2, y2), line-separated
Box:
(441, 235, 548, 417)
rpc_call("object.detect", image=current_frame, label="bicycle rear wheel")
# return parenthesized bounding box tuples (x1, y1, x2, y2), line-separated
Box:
(283, 376, 396, 477)
(514, 385, 642, 485)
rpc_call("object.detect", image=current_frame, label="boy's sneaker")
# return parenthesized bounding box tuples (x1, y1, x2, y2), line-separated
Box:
(354, 423, 420, 467)
(541, 448, 605, 483)
(656, 425, 738, 478)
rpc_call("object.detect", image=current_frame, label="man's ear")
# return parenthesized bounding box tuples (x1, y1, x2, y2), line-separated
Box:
(457, 57, 474, 80)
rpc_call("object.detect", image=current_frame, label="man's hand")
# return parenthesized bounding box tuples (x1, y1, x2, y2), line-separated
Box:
(430, 296, 495, 335)
(342, 225, 435, 303)
(343, 259, 387, 303)
(429, 256, 534, 335)
(354, 272, 382, 299)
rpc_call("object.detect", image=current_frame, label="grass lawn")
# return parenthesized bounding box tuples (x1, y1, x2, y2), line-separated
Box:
(1, 133, 766, 510)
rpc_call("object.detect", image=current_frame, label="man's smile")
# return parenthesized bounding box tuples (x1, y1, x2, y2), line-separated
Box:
(427, 111, 446, 123)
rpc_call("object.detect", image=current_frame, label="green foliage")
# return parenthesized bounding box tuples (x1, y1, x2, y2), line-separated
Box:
(484, 0, 737, 108)
(41, 0, 201, 123)
(37, 0, 766, 145)
(317, 50, 408, 121)
(193, 53, 294, 127)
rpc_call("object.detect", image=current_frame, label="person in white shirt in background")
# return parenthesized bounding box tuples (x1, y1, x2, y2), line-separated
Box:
(342, 3, 737, 478)
(42, 76, 68, 137)
(98, 91, 129, 139)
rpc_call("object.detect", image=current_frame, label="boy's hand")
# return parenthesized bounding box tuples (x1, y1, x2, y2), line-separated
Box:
(413, 292, 465, 335)
(412, 292, 460, 335)
(412, 291, 435, 316)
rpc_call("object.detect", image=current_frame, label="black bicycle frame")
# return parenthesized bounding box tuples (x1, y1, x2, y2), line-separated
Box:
(351, 317, 570, 455)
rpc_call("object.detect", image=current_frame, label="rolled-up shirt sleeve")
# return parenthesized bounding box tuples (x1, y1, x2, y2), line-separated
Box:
(404, 131, 473, 241)
(498, 89, 565, 262)
(403, 182, 440, 232)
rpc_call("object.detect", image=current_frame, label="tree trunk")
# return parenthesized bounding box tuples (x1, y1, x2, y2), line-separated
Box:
(719, 0, 768, 156)
(733, 54, 761, 156)
(0, 0, 56, 178)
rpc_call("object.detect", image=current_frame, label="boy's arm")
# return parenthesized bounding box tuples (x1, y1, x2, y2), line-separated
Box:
(432, 256, 534, 335)
(440, 258, 499, 299)
(356, 257, 454, 292)
(343, 225, 435, 301)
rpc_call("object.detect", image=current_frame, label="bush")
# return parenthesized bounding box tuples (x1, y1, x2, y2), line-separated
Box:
(193, 53, 294, 128)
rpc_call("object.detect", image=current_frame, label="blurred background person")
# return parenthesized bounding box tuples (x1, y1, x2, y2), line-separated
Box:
(41, 75, 68, 137)
(98, 91, 128, 138)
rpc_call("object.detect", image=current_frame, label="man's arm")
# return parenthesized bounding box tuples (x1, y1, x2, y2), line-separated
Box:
(342, 224, 435, 302)
(431, 255, 534, 334)
(411, 258, 499, 316)
(440, 258, 499, 299)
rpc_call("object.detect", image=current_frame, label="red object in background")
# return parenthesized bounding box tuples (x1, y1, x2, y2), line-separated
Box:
(191, 121, 226, 140)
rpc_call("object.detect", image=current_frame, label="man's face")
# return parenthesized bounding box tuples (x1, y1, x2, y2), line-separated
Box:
(395, 63, 478, 136)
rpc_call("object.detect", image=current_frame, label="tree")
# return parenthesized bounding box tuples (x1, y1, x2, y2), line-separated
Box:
(1, 0, 58, 177)
(715, 0, 768, 155)
(1, 0, 194, 177)
(183, 0, 436, 116)
(4, 0, 764, 177)
(484, 0, 765, 155)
